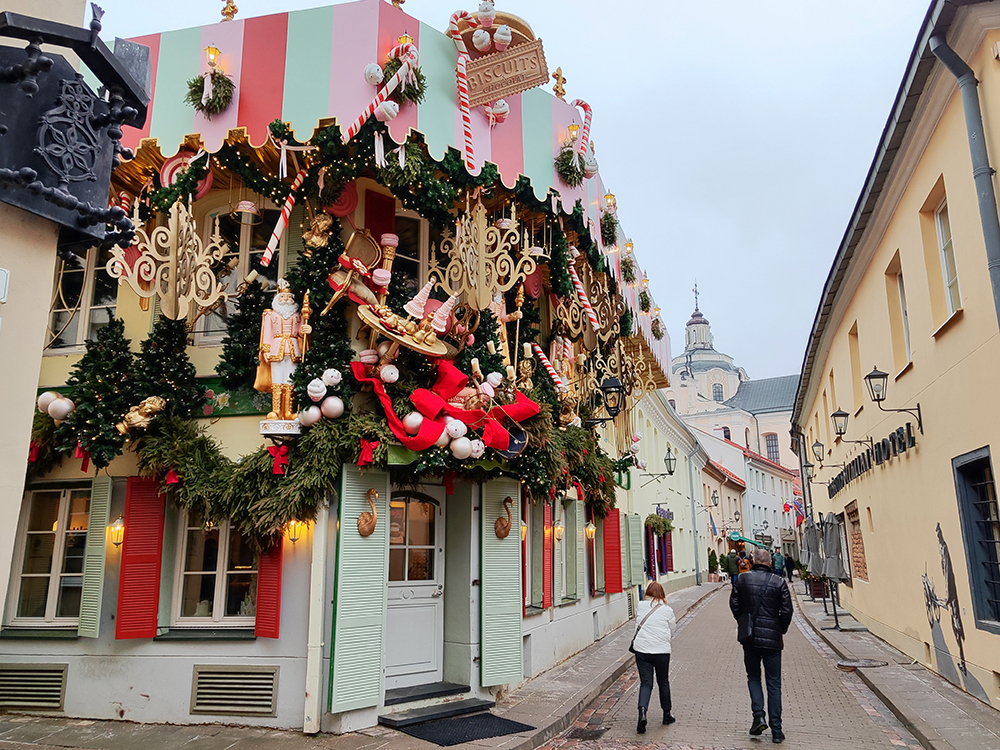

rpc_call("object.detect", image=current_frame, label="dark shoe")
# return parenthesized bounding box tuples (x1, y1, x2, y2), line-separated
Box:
(637, 707, 647, 734)
(749, 716, 768, 736)
(772, 731, 785, 744)
(663, 714, 676, 725)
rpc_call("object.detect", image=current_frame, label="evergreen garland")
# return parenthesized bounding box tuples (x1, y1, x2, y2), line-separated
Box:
(27, 410, 64, 482)
(651, 318, 664, 340)
(621, 255, 636, 285)
(601, 210, 619, 247)
(554, 142, 584, 188)
(135, 317, 204, 417)
(619, 308, 633, 338)
(55, 318, 136, 470)
(548, 224, 574, 299)
(185, 69, 235, 119)
(381, 58, 427, 106)
(639, 288, 651, 313)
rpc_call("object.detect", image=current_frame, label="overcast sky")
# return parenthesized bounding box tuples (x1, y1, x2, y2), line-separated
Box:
(99, 0, 931, 380)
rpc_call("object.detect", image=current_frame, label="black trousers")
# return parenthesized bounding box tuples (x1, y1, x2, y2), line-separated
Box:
(635, 651, 671, 714)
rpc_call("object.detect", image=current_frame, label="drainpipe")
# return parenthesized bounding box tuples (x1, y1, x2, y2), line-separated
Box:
(686, 445, 701, 585)
(930, 34, 1000, 330)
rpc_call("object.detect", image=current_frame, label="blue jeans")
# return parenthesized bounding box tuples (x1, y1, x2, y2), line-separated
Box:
(743, 645, 782, 731)
(635, 651, 671, 714)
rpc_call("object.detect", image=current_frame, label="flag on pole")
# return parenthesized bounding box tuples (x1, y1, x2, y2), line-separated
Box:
(710, 512, 717, 537)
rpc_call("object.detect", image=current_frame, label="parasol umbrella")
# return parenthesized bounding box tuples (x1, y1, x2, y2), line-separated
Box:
(821, 512, 848, 581)
(803, 518, 822, 576)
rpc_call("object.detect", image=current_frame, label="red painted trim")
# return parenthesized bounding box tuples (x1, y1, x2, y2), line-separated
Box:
(365, 190, 396, 244)
(377, 0, 418, 144)
(665, 531, 674, 573)
(542, 501, 552, 608)
(115, 477, 165, 640)
(239, 13, 289, 148)
(255, 537, 283, 638)
(603, 509, 623, 594)
(121, 34, 161, 152)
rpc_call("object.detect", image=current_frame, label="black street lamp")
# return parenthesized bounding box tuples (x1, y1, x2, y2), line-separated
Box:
(583, 377, 626, 429)
(831, 408, 874, 450)
(864, 366, 923, 433)
(664, 447, 677, 476)
(811, 440, 825, 463)
(802, 462, 814, 481)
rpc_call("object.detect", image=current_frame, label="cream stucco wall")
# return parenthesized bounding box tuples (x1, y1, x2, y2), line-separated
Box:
(797, 12, 1000, 707)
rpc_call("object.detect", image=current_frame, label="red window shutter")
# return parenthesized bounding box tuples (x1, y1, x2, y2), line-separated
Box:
(542, 501, 553, 608)
(115, 477, 165, 640)
(255, 537, 283, 639)
(365, 190, 396, 245)
(603, 509, 623, 594)
(646, 525, 656, 580)
(665, 532, 674, 572)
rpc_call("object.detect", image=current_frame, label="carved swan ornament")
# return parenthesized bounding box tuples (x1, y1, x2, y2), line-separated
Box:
(494, 496, 513, 539)
(358, 488, 378, 537)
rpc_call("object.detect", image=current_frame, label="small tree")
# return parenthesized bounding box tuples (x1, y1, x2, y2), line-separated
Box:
(135, 316, 204, 417)
(708, 549, 718, 574)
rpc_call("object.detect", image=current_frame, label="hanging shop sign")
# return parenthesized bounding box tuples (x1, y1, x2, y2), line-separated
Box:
(466, 39, 548, 107)
(828, 422, 917, 499)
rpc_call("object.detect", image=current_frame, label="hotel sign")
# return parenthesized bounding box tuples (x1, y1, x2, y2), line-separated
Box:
(467, 39, 549, 108)
(828, 422, 917, 499)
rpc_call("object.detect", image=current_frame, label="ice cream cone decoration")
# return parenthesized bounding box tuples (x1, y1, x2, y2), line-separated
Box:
(405, 280, 434, 319)
(432, 294, 459, 334)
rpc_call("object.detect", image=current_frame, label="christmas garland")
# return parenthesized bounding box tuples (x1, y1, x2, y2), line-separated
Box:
(621, 255, 636, 285)
(639, 288, 651, 313)
(651, 318, 664, 340)
(619, 308, 633, 338)
(645, 513, 674, 535)
(381, 57, 427, 106)
(185, 69, 235, 119)
(27, 410, 64, 482)
(554, 141, 585, 188)
(600, 211, 618, 247)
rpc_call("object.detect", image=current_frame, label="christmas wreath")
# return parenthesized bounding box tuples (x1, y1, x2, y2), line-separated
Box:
(651, 318, 664, 340)
(382, 57, 427, 105)
(621, 255, 636, 285)
(639, 288, 651, 313)
(554, 142, 585, 188)
(185, 69, 235, 119)
(600, 210, 618, 247)
(645, 513, 674, 535)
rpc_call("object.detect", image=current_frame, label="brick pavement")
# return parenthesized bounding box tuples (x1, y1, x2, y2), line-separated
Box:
(539, 588, 924, 750)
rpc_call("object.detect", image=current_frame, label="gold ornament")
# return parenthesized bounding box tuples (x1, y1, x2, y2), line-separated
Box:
(106, 199, 229, 320)
(116, 396, 167, 435)
(221, 0, 238, 21)
(302, 213, 334, 248)
(494, 497, 513, 539)
(552, 67, 566, 100)
(358, 488, 378, 537)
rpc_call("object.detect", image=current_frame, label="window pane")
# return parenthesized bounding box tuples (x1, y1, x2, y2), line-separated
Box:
(185, 528, 220, 573)
(389, 549, 405, 581)
(86, 306, 115, 342)
(937, 204, 952, 244)
(61, 532, 87, 574)
(90, 247, 118, 307)
(181, 574, 216, 617)
(248, 209, 281, 288)
(227, 529, 256, 573)
(225, 573, 256, 616)
(389, 502, 406, 546)
(395, 216, 421, 262)
(27, 493, 61, 532)
(407, 500, 435, 546)
(407, 549, 433, 581)
(17, 577, 49, 618)
(49, 309, 81, 349)
(67, 492, 90, 531)
(56, 575, 83, 617)
(22, 534, 55, 575)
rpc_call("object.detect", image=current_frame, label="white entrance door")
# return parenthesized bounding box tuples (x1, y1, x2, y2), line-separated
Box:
(384, 487, 445, 689)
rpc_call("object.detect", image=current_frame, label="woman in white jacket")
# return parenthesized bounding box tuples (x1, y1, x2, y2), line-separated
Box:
(632, 581, 677, 733)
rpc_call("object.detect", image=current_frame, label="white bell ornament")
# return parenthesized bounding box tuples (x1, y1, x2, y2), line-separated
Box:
(469, 439, 486, 459)
(434, 426, 451, 447)
(380, 364, 400, 384)
(445, 419, 468, 439)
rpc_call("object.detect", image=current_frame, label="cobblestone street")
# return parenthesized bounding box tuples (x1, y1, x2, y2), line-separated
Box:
(540, 588, 924, 750)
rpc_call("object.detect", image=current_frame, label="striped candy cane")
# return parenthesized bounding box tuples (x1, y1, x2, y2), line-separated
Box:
(342, 43, 419, 144)
(568, 263, 601, 331)
(261, 168, 307, 268)
(570, 99, 593, 158)
(448, 11, 479, 172)
(532, 342, 568, 392)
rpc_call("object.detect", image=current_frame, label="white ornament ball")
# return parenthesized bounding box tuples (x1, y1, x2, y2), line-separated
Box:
(630, 442, 641, 454)
(472, 28, 492, 52)
(47, 396, 75, 421)
(37, 391, 60, 413)
(380, 364, 400, 384)
(321, 395, 345, 419)
(322, 368, 343, 387)
(364, 62, 385, 86)
(299, 406, 322, 427)
(402, 411, 424, 435)
(470, 439, 486, 459)
(450, 437, 473, 460)
(374, 100, 399, 123)
(446, 419, 468, 439)
(434, 426, 451, 447)
(307, 378, 328, 402)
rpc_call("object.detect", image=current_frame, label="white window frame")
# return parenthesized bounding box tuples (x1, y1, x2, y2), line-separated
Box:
(394, 208, 432, 287)
(9, 488, 91, 627)
(556, 502, 567, 602)
(171, 510, 257, 627)
(193, 193, 283, 346)
(935, 199, 961, 315)
(897, 272, 912, 362)
(522, 497, 532, 608)
(45, 245, 117, 353)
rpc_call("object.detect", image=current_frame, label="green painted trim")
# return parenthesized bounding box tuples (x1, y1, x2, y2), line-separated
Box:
(78, 475, 112, 638)
(520, 88, 554, 202)
(282, 6, 334, 138)
(418, 20, 460, 162)
(327, 471, 343, 713)
(0, 629, 79, 640)
(148, 26, 200, 152)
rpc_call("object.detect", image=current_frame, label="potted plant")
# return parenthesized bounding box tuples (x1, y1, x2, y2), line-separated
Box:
(708, 549, 719, 582)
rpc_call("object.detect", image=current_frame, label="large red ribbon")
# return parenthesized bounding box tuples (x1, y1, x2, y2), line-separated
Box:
(268, 444, 290, 475)
(166, 468, 180, 484)
(74, 442, 90, 473)
(28, 440, 39, 463)
(358, 439, 379, 467)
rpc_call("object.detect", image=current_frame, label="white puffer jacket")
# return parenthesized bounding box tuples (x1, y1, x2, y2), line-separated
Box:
(632, 598, 677, 654)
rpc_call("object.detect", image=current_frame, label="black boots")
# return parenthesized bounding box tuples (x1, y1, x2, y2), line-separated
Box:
(637, 707, 647, 734)
(749, 715, 768, 736)
(663, 714, 676, 725)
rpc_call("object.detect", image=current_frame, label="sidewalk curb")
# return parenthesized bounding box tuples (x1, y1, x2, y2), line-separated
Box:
(792, 587, 945, 750)
(504, 583, 724, 750)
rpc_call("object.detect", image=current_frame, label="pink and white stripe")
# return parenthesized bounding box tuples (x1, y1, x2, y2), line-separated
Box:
(341, 43, 419, 144)
(448, 11, 479, 172)
(261, 168, 307, 268)
(570, 99, 593, 158)
(568, 263, 601, 331)
(532, 342, 567, 392)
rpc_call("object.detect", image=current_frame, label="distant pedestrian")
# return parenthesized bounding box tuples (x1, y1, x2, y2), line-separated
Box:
(784, 556, 795, 582)
(772, 549, 785, 576)
(631, 582, 677, 733)
(726, 549, 741, 582)
(730, 548, 793, 744)
(738, 550, 751, 573)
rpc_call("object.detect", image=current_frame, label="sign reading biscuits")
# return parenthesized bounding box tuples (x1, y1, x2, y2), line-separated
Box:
(466, 39, 548, 108)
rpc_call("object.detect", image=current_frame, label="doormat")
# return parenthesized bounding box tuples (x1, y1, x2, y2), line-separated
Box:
(398, 713, 535, 746)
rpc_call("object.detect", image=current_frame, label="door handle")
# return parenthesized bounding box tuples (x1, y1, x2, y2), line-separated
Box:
(431, 584, 444, 597)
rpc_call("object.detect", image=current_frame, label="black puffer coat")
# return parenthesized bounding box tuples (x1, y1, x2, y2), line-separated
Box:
(730, 564, 793, 650)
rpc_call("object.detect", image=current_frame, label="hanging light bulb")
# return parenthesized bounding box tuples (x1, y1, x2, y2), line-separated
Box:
(205, 44, 221, 68)
(603, 192, 616, 212)
(398, 31, 414, 46)
(567, 123, 580, 141)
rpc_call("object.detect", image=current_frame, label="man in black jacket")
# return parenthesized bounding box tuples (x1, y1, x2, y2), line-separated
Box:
(730, 547, 793, 744)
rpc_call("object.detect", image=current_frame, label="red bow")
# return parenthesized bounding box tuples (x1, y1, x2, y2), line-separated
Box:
(443, 469, 455, 496)
(74, 442, 90, 473)
(166, 469, 180, 484)
(268, 444, 290, 475)
(358, 439, 379, 467)
(28, 440, 40, 463)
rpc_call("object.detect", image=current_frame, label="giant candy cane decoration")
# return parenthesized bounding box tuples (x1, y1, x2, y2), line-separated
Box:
(342, 43, 419, 144)
(261, 169, 307, 268)
(532, 342, 568, 392)
(448, 11, 479, 172)
(570, 99, 593, 159)
(568, 262, 601, 331)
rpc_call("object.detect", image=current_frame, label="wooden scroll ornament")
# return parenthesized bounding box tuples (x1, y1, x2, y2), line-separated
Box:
(358, 488, 378, 537)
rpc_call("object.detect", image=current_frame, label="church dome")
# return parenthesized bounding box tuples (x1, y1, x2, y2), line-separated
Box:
(687, 309, 709, 327)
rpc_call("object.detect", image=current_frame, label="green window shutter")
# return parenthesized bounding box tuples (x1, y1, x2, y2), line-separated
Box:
(628, 513, 644, 586)
(530, 501, 543, 607)
(620, 514, 630, 587)
(284, 203, 306, 276)
(553, 504, 562, 603)
(595, 519, 605, 592)
(480, 477, 523, 687)
(575, 500, 586, 599)
(78, 475, 113, 638)
(564, 500, 576, 601)
(329, 466, 390, 713)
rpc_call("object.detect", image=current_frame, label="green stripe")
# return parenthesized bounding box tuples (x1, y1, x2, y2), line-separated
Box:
(78, 476, 113, 638)
(520, 88, 553, 200)
(148, 26, 200, 151)
(282, 6, 333, 138)
(418, 21, 459, 161)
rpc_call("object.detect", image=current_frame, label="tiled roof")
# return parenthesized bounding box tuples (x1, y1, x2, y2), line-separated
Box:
(723, 374, 800, 414)
(709, 460, 746, 488)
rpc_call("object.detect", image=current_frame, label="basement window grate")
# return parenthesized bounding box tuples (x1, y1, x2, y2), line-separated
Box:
(190, 665, 279, 717)
(0, 664, 67, 711)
